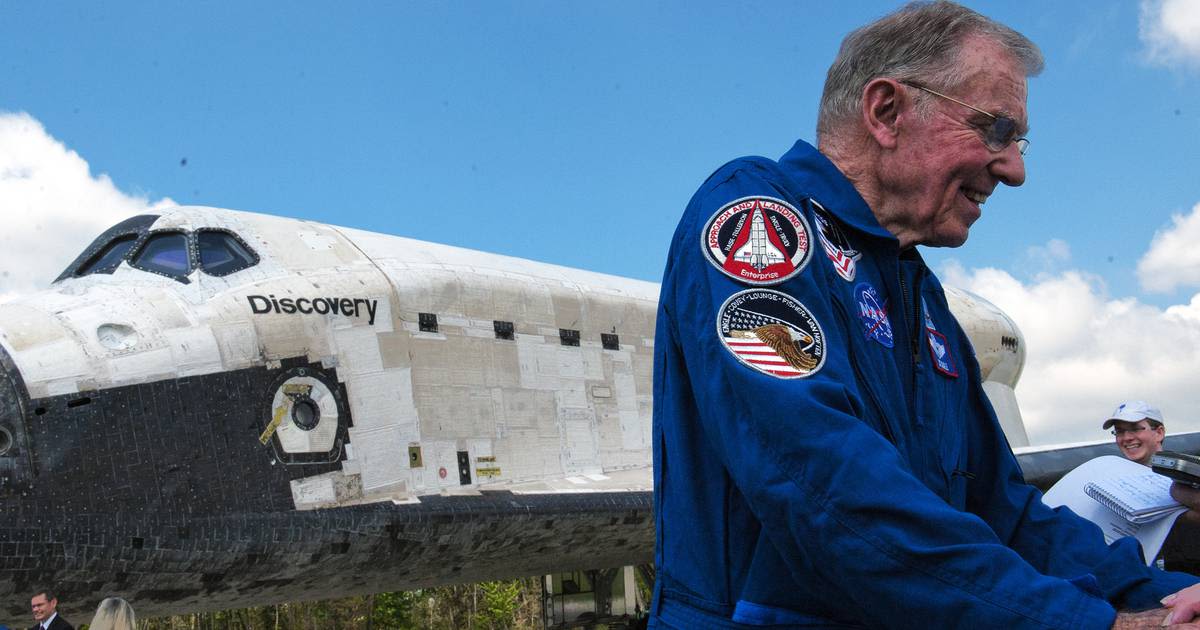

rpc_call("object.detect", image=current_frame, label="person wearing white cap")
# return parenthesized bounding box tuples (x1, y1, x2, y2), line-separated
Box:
(1102, 400, 1166, 466)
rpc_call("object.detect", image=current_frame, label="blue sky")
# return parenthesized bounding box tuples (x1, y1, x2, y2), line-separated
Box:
(2, 1, 1193, 293)
(2, 0, 1200, 443)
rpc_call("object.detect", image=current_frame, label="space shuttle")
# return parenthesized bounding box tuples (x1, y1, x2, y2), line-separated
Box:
(731, 209, 787, 271)
(0, 206, 1194, 621)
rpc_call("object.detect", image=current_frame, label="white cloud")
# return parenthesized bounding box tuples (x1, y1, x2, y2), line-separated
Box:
(942, 260, 1200, 445)
(1137, 202, 1200, 293)
(0, 112, 173, 301)
(1019, 238, 1072, 277)
(1140, 0, 1200, 69)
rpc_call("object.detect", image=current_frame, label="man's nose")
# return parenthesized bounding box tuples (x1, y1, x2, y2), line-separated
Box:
(992, 143, 1026, 187)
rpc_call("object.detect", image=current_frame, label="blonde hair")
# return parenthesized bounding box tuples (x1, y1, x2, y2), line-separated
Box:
(90, 597, 136, 630)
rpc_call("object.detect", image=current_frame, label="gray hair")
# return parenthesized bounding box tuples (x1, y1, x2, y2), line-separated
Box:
(90, 597, 137, 630)
(817, 1, 1043, 139)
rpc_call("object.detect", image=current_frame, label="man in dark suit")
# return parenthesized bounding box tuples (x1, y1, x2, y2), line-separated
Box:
(28, 589, 72, 630)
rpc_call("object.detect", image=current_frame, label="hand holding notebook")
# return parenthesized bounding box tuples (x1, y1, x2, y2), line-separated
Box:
(1042, 455, 1187, 564)
(1084, 470, 1186, 524)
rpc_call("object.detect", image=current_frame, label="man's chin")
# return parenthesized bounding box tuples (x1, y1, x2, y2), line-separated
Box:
(923, 225, 971, 248)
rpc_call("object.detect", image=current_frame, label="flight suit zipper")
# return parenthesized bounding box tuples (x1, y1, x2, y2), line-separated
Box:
(897, 265, 924, 410)
(897, 269, 921, 367)
(832, 298, 897, 446)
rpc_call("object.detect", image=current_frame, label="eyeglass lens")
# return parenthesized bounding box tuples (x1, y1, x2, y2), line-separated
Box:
(903, 80, 1028, 155)
(985, 116, 1024, 154)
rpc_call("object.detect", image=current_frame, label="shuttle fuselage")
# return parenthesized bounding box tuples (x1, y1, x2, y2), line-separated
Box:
(0, 207, 660, 620)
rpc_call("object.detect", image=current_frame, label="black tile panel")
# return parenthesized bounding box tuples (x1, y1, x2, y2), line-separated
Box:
(0, 490, 653, 623)
(0, 349, 658, 624)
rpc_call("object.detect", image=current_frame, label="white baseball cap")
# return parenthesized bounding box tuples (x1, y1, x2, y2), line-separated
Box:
(1101, 400, 1164, 430)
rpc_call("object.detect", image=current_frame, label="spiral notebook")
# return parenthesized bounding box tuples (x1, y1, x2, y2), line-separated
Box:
(1042, 455, 1187, 564)
(1083, 470, 1185, 524)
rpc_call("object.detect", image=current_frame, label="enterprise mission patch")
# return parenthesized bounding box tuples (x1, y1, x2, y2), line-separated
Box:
(702, 196, 812, 285)
(717, 289, 826, 378)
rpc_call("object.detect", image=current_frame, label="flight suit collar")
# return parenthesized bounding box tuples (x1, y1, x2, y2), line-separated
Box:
(777, 139, 896, 243)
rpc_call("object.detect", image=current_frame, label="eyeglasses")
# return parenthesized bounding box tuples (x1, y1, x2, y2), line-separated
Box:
(900, 80, 1029, 156)
(1111, 425, 1153, 437)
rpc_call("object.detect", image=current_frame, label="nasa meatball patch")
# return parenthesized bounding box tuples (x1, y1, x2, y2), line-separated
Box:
(702, 196, 813, 285)
(854, 283, 894, 348)
(812, 201, 861, 282)
(717, 289, 826, 378)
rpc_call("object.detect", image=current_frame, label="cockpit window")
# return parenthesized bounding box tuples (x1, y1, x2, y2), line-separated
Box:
(54, 214, 160, 283)
(55, 215, 261, 285)
(75, 234, 138, 277)
(196, 229, 258, 276)
(130, 231, 191, 280)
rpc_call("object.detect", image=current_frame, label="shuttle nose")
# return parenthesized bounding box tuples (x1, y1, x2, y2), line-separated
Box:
(0, 342, 32, 490)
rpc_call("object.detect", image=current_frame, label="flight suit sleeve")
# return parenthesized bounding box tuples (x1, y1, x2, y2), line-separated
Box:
(952, 344, 1199, 610)
(661, 164, 1118, 629)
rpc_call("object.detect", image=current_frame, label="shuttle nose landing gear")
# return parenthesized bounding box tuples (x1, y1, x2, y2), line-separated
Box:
(543, 565, 649, 629)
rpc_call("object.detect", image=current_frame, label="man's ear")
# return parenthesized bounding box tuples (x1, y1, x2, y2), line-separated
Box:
(861, 78, 905, 150)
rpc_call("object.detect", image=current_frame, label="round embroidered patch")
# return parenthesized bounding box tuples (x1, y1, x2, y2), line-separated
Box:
(811, 201, 861, 282)
(702, 196, 813, 285)
(717, 289, 826, 378)
(854, 283, 894, 348)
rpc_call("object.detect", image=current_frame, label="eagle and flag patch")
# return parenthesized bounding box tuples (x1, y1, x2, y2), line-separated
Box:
(812, 201, 861, 282)
(702, 196, 813, 286)
(717, 289, 826, 378)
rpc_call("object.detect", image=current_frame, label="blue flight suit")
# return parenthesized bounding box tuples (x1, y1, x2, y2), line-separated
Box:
(650, 140, 1198, 629)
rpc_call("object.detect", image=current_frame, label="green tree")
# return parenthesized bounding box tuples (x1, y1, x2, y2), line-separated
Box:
(137, 577, 546, 630)
(477, 580, 522, 628)
(370, 590, 420, 629)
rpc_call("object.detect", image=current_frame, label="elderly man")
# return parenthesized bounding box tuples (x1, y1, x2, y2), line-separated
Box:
(651, 2, 1200, 628)
(1105, 401, 1167, 466)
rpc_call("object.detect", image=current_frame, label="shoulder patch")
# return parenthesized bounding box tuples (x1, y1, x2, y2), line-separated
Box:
(926, 329, 959, 378)
(811, 200, 861, 282)
(701, 196, 813, 286)
(921, 298, 958, 378)
(854, 283, 894, 348)
(717, 289, 826, 378)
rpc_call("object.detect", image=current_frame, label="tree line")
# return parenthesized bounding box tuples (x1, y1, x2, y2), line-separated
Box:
(134, 579, 542, 630)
